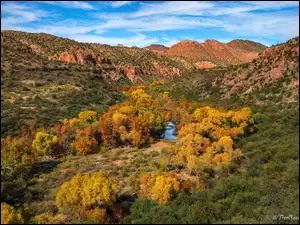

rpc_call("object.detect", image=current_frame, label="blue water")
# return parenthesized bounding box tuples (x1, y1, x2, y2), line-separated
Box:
(162, 121, 177, 140)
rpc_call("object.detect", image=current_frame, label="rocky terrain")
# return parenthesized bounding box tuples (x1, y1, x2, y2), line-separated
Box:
(1, 31, 297, 137)
(163, 37, 299, 105)
(1, 29, 299, 225)
(165, 39, 267, 68)
(214, 37, 299, 101)
(227, 39, 266, 52)
(1, 30, 188, 83)
(1, 30, 189, 136)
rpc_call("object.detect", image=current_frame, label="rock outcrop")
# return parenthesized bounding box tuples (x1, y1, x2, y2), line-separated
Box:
(194, 61, 217, 69)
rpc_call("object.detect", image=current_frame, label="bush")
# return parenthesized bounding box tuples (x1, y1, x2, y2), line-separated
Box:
(1, 202, 24, 224)
(56, 172, 118, 216)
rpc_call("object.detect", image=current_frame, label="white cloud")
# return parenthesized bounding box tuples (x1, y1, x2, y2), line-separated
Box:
(39, 1, 96, 10)
(159, 38, 180, 47)
(220, 10, 299, 38)
(91, 1, 299, 38)
(1, 2, 48, 28)
(96, 16, 223, 32)
(99, 1, 299, 19)
(1, 1, 299, 47)
(208, 1, 299, 16)
(67, 33, 158, 47)
(131, 1, 214, 17)
(242, 1, 299, 9)
(111, 1, 135, 8)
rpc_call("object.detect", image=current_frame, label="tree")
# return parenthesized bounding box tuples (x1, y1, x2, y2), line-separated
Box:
(72, 126, 98, 156)
(78, 111, 98, 124)
(81, 208, 108, 224)
(32, 132, 58, 156)
(151, 175, 180, 205)
(139, 173, 155, 198)
(1, 136, 36, 167)
(129, 129, 141, 147)
(1, 202, 24, 224)
(56, 172, 118, 218)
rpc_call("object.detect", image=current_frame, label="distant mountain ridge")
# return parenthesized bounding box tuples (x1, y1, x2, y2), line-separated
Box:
(145, 44, 169, 54)
(163, 36, 299, 103)
(1, 30, 188, 83)
(227, 39, 266, 52)
(164, 39, 267, 67)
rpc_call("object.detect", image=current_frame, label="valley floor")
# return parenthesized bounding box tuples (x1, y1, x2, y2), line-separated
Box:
(26, 140, 192, 220)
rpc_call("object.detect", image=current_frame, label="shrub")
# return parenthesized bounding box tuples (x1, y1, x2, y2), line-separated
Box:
(1, 202, 24, 224)
(32, 132, 58, 156)
(56, 172, 118, 216)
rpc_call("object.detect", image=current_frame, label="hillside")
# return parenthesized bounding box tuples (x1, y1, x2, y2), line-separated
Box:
(1, 30, 299, 224)
(227, 39, 267, 52)
(164, 37, 299, 105)
(1, 30, 188, 82)
(165, 39, 267, 68)
(1, 30, 189, 137)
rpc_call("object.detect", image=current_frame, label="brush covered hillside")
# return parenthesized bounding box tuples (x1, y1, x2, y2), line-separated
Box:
(1, 31, 299, 225)
(164, 37, 299, 104)
(1, 30, 190, 137)
(227, 39, 267, 52)
(165, 39, 267, 68)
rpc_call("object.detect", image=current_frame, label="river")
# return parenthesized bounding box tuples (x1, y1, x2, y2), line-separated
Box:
(162, 121, 177, 140)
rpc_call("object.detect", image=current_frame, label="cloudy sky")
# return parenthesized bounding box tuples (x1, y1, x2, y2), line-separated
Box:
(1, 1, 299, 47)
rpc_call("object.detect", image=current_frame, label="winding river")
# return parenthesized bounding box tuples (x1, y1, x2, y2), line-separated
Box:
(162, 121, 177, 140)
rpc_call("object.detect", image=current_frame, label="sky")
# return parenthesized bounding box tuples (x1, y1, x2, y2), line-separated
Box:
(1, 1, 299, 47)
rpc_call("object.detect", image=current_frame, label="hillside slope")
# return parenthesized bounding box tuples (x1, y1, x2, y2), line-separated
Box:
(163, 37, 299, 105)
(165, 39, 267, 67)
(1, 30, 188, 82)
(227, 39, 266, 52)
(1, 30, 189, 136)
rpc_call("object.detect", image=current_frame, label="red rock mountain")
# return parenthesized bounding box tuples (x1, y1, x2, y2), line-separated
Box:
(227, 39, 266, 52)
(165, 39, 267, 67)
(1, 30, 188, 83)
(145, 44, 169, 54)
(165, 37, 298, 104)
(214, 37, 299, 101)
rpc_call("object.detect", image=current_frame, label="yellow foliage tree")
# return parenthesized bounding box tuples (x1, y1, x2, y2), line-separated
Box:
(174, 105, 257, 174)
(139, 172, 155, 198)
(32, 132, 58, 156)
(56, 172, 118, 217)
(151, 175, 180, 205)
(112, 112, 128, 127)
(78, 111, 98, 124)
(1, 136, 37, 167)
(1, 202, 24, 224)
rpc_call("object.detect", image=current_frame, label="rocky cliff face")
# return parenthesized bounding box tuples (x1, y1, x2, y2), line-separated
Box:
(194, 61, 217, 69)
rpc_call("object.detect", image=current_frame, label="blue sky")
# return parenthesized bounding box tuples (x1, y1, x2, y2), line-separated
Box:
(1, 1, 299, 47)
